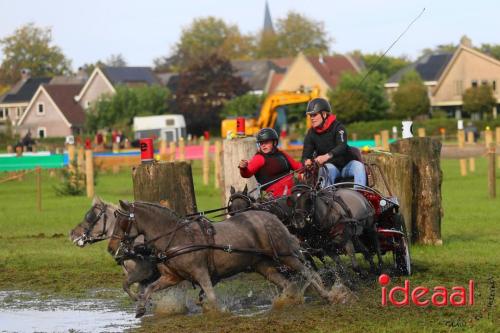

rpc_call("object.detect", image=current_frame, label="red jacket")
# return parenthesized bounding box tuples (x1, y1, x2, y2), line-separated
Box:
(240, 149, 302, 197)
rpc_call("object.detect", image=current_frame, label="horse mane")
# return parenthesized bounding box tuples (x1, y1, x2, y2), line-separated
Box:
(133, 201, 181, 220)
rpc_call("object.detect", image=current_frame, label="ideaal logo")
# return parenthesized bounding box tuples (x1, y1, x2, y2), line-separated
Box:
(379, 274, 474, 307)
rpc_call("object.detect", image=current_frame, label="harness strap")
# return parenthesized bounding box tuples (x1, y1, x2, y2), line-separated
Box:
(194, 217, 218, 278)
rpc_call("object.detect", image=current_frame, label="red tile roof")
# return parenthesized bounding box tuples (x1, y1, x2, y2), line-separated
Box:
(267, 72, 285, 93)
(307, 55, 358, 88)
(44, 84, 85, 126)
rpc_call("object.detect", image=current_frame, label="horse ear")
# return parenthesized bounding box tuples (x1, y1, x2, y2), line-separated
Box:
(230, 186, 235, 195)
(119, 200, 130, 210)
(243, 184, 248, 195)
(93, 196, 102, 205)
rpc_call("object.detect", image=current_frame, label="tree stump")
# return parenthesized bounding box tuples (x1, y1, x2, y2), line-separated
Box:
(131, 161, 196, 315)
(222, 137, 258, 204)
(132, 161, 197, 216)
(390, 138, 443, 245)
(363, 151, 413, 237)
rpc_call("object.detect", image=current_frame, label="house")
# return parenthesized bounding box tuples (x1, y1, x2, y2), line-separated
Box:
(231, 60, 288, 94)
(74, 66, 160, 109)
(269, 53, 361, 97)
(0, 69, 51, 126)
(17, 84, 85, 138)
(385, 38, 500, 119)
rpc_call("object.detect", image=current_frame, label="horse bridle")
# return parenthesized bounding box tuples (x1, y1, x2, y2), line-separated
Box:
(81, 204, 108, 244)
(290, 184, 317, 226)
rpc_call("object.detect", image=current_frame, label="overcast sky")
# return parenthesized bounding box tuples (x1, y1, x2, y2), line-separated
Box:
(0, 0, 498, 69)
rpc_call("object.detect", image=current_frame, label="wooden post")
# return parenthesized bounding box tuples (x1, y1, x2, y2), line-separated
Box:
(67, 144, 75, 167)
(457, 130, 465, 148)
(488, 143, 496, 199)
(202, 138, 210, 185)
(222, 137, 258, 204)
(468, 157, 475, 173)
(159, 140, 168, 161)
(77, 147, 85, 173)
(36, 166, 41, 212)
(169, 141, 176, 162)
(374, 134, 381, 148)
(391, 138, 443, 245)
(496, 127, 500, 146)
(7, 145, 13, 154)
(460, 159, 467, 176)
(363, 152, 412, 238)
(417, 128, 426, 137)
(112, 142, 120, 153)
(85, 150, 94, 198)
(467, 131, 475, 144)
(15, 146, 22, 157)
(281, 137, 289, 150)
(132, 161, 196, 314)
(179, 138, 185, 161)
(352, 133, 358, 141)
(214, 141, 222, 188)
(485, 129, 493, 148)
(380, 130, 390, 151)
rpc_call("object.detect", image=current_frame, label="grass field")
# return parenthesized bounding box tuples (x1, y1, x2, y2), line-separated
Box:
(0, 159, 499, 332)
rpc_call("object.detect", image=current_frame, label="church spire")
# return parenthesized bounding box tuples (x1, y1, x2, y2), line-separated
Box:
(263, 1, 274, 33)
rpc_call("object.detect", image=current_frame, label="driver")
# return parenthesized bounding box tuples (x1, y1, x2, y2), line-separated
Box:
(302, 98, 366, 187)
(239, 128, 302, 198)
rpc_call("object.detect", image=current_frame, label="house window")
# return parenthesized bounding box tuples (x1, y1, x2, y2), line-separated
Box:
(481, 80, 488, 86)
(0, 108, 4, 120)
(37, 103, 45, 115)
(16, 107, 22, 118)
(493, 80, 497, 91)
(37, 127, 46, 139)
(471, 80, 478, 88)
(86, 101, 91, 108)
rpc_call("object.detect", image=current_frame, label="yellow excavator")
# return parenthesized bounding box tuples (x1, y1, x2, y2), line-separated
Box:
(221, 86, 321, 138)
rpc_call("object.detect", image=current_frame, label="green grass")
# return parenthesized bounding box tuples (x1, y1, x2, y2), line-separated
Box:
(0, 158, 499, 331)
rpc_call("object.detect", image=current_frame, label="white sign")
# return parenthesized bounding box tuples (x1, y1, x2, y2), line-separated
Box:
(402, 121, 413, 139)
(457, 120, 464, 130)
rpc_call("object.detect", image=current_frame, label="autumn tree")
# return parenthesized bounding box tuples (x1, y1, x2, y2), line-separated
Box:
(174, 55, 250, 135)
(0, 23, 72, 84)
(158, 17, 254, 71)
(255, 11, 331, 58)
(462, 84, 496, 119)
(86, 85, 171, 132)
(327, 71, 388, 123)
(391, 70, 430, 119)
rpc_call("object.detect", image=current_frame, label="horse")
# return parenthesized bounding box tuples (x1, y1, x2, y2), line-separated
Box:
(288, 184, 383, 273)
(108, 200, 337, 318)
(69, 197, 159, 301)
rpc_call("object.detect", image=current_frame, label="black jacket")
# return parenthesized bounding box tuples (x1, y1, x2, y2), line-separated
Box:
(301, 120, 356, 169)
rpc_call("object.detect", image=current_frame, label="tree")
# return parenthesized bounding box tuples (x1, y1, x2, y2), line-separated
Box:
(391, 70, 430, 119)
(462, 84, 496, 119)
(254, 11, 331, 58)
(0, 23, 72, 84)
(105, 54, 127, 67)
(327, 71, 389, 123)
(221, 93, 265, 118)
(86, 85, 171, 132)
(421, 43, 457, 56)
(165, 17, 254, 70)
(174, 55, 250, 135)
(351, 50, 410, 78)
(479, 43, 500, 61)
(80, 61, 106, 76)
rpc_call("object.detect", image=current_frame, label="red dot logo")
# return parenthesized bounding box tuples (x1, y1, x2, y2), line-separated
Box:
(378, 274, 390, 286)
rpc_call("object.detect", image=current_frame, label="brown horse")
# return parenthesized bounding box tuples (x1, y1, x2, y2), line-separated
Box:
(289, 184, 383, 273)
(109, 200, 336, 317)
(69, 197, 159, 300)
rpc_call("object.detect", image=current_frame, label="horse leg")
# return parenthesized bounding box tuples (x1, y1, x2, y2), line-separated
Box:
(352, 235, 377, 273)
(193, 271, 219, 313)
(135, 273, 182, 318)
(255, 260, 295, 293)
(344, 239, 362, 274)
(122, 276, 138, 301)
(370, 228, 384, 272)
(279, 256, 333, 303)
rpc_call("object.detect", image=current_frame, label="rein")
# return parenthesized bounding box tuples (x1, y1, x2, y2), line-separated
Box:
(82, 204, 109, 243)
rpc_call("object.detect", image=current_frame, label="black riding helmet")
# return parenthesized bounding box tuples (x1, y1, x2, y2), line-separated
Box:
(305, 98, 331, 115)
(256, 128, 279, 142)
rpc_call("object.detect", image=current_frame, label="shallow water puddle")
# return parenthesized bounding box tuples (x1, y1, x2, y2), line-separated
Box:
(0, 291, 140, 333)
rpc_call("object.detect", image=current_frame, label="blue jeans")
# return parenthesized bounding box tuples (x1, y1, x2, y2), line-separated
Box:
(318, 160, 366, 187)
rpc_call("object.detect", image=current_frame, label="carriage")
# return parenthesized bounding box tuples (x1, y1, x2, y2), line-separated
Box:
(227, 151, 412, 277)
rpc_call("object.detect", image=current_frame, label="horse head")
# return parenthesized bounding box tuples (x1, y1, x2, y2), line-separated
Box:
(70, 196, 117, 247)
(227, 185, 255, 215)
(288, 184, 316, 230)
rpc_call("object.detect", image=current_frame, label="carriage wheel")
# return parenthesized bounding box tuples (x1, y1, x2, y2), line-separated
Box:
(393, 213, 411, 276)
